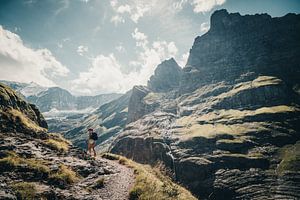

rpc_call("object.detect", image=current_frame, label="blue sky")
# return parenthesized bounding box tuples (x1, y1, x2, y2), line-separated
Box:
(0, 0, 299, 95)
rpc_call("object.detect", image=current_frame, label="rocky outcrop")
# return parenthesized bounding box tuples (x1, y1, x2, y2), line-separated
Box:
(127, 86, 159, 123)
(109, 10, 300, 200)
(0, 83, 48, 134)
(181, 9, 300, 93)
(148, 58, 182, 92)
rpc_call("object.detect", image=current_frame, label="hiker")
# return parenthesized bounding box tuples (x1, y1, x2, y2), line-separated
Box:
(87, 128, 97, 157)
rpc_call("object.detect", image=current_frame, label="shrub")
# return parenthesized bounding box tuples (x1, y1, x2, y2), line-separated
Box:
(11, 182, 37, 200)
(50, 164, 79, 188)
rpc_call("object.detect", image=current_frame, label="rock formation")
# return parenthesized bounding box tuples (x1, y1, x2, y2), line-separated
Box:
(0, 83, 48, 135)
(148, 58, 182, 92)
(181, 9, 300, 93)
(0, 84, 195, 200)
(109, 10, 300, 199)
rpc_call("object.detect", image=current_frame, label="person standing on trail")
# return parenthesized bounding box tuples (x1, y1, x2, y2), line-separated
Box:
(87, 128, 98, 157)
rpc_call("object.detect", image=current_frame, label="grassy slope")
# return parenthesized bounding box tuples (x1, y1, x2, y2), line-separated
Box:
(102, 153, 197, 200)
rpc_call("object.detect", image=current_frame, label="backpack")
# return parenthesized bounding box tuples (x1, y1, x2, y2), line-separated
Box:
(91, 132, 98, 140)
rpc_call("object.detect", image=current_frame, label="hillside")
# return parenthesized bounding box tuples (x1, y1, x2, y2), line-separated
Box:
(108, 10, 300, 199)
(0, 83, 195, 200)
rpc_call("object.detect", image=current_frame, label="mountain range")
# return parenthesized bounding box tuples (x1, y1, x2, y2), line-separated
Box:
(0, 9, 299, 200)
(66, 9, 300, 199)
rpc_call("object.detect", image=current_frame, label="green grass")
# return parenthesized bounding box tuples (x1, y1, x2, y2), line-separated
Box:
(11, 182, 37, 200)
(102, 153, 197, 200)
(277, 141, 300, 175)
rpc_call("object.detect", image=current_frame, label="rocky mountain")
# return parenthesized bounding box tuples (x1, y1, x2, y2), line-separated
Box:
(181, 9, 300, 93)
(27, 86, 122, 112)
(0, 83, 48, 135)
(0, 80, 47, 97)
(108, 10, 300, 200)
(148, 58, 182, 92)
(0, 83, 196, 200)
(0, 80, 122, 113)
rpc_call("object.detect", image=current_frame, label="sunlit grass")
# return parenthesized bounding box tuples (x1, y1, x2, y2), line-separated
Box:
(11, 182, 37, 200)
(50, 164, 80, 187)
(102, 153, 197, 200)
(0, 151, 50, 175)
(277, 141, 300, 175)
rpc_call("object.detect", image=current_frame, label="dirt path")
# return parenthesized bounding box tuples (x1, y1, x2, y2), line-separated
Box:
(94, 158, 135, 200)
(68, 156, 135, 200)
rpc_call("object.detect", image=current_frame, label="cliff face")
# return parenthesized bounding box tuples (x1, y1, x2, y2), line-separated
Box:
(148, 58, 182, 92)
(0, 83, 48, 134)
(182, 9, 300, 93)
(110, 10, 300, 199)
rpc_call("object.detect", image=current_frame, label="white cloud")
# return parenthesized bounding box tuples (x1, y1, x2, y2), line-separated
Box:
(54, 0, 70, 16)
(117, 4, 131, 14)
(130, 6, 150, 23)
(116, 44, 125, 53)
(177, 52, 189, 67)
(111, 15, 125, 25)
(172, 0, 226, 13)
(172, 0, 188, 11)
(131, 28, 148, 47)
(77, 45, 88, 56)
(200, 22, 210, 32)
(192, 0, 226, 13)
(0, 26, 69, 86)
(110, 0, 151, 24)
(71, 54, 138, 94)
(72, 28, 179, 94)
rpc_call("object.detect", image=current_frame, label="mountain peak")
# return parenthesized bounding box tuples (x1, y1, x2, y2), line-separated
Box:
(210, 9, 272, 33)
(147, 58, 182, 92)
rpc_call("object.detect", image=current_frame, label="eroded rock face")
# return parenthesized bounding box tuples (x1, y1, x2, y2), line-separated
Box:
(182, 9, 300, 93)
(127, 86, 159, 123)
(0, 83, 48, 134)
(148, 58, 182, 92)
(110, 10, 300, 200)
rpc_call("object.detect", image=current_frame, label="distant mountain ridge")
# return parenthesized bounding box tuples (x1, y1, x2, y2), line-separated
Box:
(0, 80, 123, 112)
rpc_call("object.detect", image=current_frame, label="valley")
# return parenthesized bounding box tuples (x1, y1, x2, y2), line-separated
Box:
(0, 8, 299, 200)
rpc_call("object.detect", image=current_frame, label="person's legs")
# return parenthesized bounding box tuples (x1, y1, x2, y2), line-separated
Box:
(92, 143, 96, 157)
(88, 142, 92, 155)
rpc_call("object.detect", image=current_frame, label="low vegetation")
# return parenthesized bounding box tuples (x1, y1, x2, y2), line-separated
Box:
(50, 164, 80, 187)
(102, 153, 197, 200)
(94, 177, 105, 188)
(277, 141, 300, 175)
(45, 133, 71, 152)
(176, 104, 299, 140)
(11, 182, 37, 200)
(0, 151, 50, 175)
(217, 76, 282, 99)
(0, 108, 46, 133)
